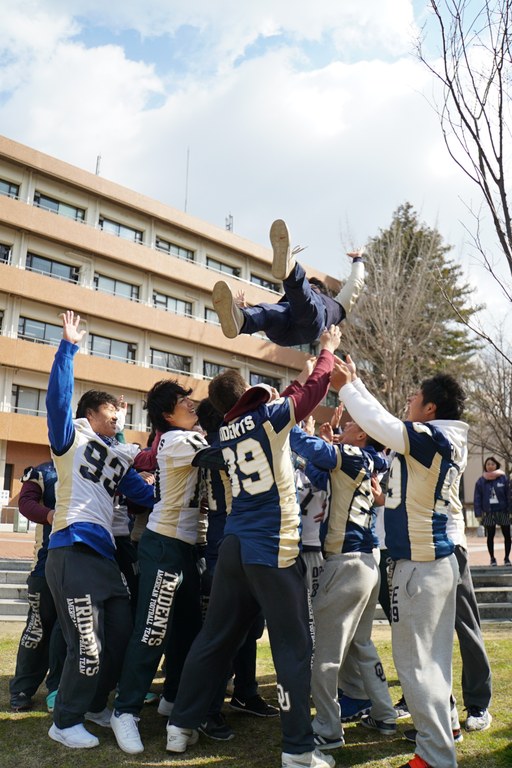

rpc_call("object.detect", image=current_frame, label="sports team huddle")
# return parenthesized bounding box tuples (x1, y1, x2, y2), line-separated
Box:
(9, 220, 492, 768)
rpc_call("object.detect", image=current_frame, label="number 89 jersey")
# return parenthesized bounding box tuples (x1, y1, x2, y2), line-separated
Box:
(221, 398, 300, 568)
(51, 418, 135, 540)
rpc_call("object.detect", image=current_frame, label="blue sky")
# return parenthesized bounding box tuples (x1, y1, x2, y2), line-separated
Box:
(0, 0, 508, 331)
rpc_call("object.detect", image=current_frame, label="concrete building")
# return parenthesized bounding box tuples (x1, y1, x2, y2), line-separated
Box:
(0, 135, 338, 520)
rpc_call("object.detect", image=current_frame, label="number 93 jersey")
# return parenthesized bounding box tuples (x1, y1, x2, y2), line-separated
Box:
(51, 418, 135, 538)
(221, 397, 300, 568)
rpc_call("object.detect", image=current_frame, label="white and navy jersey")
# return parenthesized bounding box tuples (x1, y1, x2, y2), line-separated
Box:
(290, 427, 377, 555)
(295, 468, 325, 550)
(46, 339, 155, 559)
(147, 428, 208, 544)
(384, 420, 467, 561)
(221, 397, 300, 568)
(51, 418, 137, 540)
(204, 465, 232, 571)
(340, 378, 469, 562)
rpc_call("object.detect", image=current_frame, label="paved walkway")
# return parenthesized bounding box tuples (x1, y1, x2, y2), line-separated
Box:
(0, 525, 509, 567)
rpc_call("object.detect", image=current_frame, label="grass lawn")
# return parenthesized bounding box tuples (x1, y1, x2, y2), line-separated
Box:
(1, 622, 511, 768)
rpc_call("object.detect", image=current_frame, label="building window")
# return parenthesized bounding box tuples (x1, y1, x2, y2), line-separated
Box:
(150, 348, 191, 374)
(206, 257, 241, 278)
(250, 372, 281, 390)
(18, 317, 62, 346)
(325, 390, 339, 408)
(203, 361, 235, 379)
(293, 342, 318, 356)
(11, 385, 47, 416)
(0, 243, 12, 264)
(99, 216, 143, 244)
(155, 237, 194, 262)
(153, 291, 192, 317)
(89, 334, 136, 363)
(123, 403, 134, 429)
(3, 463, 13, 494)
(204, 307, 219, 324)
(26, 252, 79, 283)
(94, 273, 140, 301)
(0, 179, 19, 199)
(33, 192, 85, 222)
(251, 274, 280, 292)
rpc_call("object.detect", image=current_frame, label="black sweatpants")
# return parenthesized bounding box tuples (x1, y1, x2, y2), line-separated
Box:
(9, 574, 66, 698)
(454, 545, 492, 709)
(115, 528, 202, 713)
(45, 545, 132, 728)
(171, 535, 315, 755)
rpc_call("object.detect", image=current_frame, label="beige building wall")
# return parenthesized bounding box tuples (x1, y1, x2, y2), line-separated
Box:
(0, 135, 338, 516)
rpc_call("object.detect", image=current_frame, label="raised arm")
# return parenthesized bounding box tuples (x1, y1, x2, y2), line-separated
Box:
(46, 311, 86, 454)
(331, 356, 407, 453)
(290, 325, 341, 423)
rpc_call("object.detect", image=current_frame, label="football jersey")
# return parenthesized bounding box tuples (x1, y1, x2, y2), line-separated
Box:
(295, 468, 325, 550)
(384, 420, 467, 561)
(146, 428, 208, 544)
(290, 428, 377, 554)
(221, 397, 300, 568)
(46, 338, 154, 558)
(51, 418, 136, 540)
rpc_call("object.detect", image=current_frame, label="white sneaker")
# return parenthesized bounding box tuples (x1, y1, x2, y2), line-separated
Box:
(212, 281, 244, 338)
(282, 748, 335, 768)
(85, 706, 112, 728)
(110, 711, 144, 754)
(158, 696, 174, 717)
(48, 723, 99, 749)
(270, 219, 294, 280)
(465, 707, 492, 732)
(166, 723, 199, 753)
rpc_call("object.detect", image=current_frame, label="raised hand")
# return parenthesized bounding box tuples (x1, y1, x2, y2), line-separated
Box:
(60, 310, 86, 345)
(319, 324, 342, 353)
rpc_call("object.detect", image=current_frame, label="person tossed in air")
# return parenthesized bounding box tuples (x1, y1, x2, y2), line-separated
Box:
(212, 219, 364, 347)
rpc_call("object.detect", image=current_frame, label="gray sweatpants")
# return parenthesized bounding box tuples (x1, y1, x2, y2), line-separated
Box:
(391, 555, 458, 768)
(312, 552, 395, 740)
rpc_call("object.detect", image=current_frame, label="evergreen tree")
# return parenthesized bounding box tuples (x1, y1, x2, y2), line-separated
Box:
(342, 203, 480, 416)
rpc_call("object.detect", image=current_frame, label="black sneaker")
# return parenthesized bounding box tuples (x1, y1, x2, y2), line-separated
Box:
(403, 727, 463, 744)
(313, 732, 345, 750)
(10, 692, 33, 712)
(230, 695, 279, 717)
(490, 557, 497, 566)
(199, 713, 234, 741)
(394, 695, 410, 719)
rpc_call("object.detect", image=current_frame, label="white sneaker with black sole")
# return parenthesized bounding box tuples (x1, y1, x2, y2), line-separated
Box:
(48, 723, 99, 749)
(110, 711, 144, 754)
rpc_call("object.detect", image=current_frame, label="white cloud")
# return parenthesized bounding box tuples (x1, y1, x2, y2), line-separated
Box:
(0, 0, 508, 332)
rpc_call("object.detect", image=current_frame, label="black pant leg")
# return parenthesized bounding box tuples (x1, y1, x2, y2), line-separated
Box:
(9, 574, 57, 698)
(232, 612, 265, 701)
(246, 557, 314, 755)
(171, 535, 261, 728)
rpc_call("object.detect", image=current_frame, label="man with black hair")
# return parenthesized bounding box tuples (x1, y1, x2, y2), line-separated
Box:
(213, 219, 364, 346)
(166, 325, 341, 768)
(333, 362, 468, 768)
(45, 311, 156, 750)
(290, 421, 396, 750)
(195, 398, 279, 726)
(111, 378, 209, 754)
